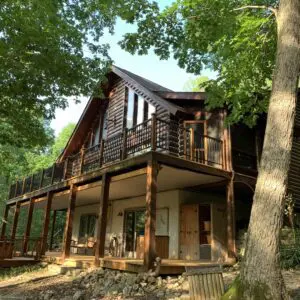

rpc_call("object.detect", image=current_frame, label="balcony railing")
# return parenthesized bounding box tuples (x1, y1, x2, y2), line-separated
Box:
(8, 115, 225, 200)
(0, 237, 42, 260)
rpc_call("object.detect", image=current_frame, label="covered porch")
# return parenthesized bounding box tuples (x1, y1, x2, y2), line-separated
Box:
(1, 153, 235, 272)
(42, 252, 228, 275)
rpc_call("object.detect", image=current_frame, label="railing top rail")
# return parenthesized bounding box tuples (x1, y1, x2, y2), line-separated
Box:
(8, 115, 225, 200)
(127, 118, 152, 132)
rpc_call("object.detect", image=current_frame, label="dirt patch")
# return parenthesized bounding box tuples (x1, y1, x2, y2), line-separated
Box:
(0, 267, 299, 299)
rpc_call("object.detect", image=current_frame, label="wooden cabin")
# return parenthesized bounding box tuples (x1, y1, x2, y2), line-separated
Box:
(1, 66, 298, 273)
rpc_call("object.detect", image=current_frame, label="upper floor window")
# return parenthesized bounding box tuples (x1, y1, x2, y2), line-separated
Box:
(125, 87, 155, 129)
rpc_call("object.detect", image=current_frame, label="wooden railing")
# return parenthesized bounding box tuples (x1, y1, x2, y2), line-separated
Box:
(8, 115, 224, 200)
(0, 237, 42, 260)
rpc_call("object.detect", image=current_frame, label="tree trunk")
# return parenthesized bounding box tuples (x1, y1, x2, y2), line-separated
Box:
(237, 0, 300, 299)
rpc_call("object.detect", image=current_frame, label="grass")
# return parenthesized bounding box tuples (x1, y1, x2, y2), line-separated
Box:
(0, 264, 45, 281)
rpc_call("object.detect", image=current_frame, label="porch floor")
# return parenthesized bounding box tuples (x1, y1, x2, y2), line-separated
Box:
(42, 252, 226, 275)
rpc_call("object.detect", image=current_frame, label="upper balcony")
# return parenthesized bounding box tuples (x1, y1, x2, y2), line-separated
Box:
(8, 115, 226, 201)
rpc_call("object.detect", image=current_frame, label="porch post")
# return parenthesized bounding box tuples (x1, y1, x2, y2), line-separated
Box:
(49, 210, 57, 251)
(95, 173, 110, 267)
(11, 202, 21, 240)
(62, 184, 77, 260)
(1, 205, 10, 239)
(22, 198, 35, 254)
(143, 159, 158, 271)
(41, 192, 54, 255)
(226, 179, 236, 260)
(223, 109, 232, 172)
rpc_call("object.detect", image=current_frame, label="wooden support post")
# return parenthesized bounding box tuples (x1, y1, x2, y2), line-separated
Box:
(190, 128, 195, 161)
(143, 160, 158, 271)
(49, 210, 57, 251)
(22, 198, 35, 254)
(223, 109, 232, 172)
(151, 113, 157, 151)
(94, 173, 110, 266)
(1, 205, 10, 239)
(62, 185, 77, 260)
(41, 192, 53, 255)
(11, 202, 21, 240)
(226, 179, 236, 260)
(121, 128, 127, 160)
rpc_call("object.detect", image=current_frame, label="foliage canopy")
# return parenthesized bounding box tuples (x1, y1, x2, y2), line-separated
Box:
(120, 0, 278, 126)
(0, 0, 157, 148)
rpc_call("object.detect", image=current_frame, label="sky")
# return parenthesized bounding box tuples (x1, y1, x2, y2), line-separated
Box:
(50, 5, 216, 136)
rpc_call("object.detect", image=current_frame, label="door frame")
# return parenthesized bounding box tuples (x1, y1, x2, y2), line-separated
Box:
(123, 207, 145, 257)
(179, 203, 200, 260)
(183, 120, 208, 163)
(179, 203, 213, 260)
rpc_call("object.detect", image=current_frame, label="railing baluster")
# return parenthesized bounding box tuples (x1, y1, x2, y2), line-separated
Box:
(63, 158, 69, 179)
(51, 164, 56, 184)
(99, 140, 104, 167)
(121, 128, 128, 160)
(14, 181, 18, 198)
(21, 178, 26, 194)
(80, 147, 85, 174)
(39, 169, 45, 188)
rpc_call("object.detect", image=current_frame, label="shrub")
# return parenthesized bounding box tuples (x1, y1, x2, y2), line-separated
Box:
(280, 229, 300, 269)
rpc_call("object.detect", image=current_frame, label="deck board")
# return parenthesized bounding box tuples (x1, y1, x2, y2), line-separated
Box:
(42, 252, 225, 275)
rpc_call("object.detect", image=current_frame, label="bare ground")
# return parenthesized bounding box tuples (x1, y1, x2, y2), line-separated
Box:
(0, 267, 299, 299)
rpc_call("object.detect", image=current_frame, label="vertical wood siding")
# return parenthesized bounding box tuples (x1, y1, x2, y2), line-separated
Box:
(288, 99, 300, 209)
(107, 78, 126, 138)
(288, 138, 300, 209)
(106, 78, 170, 139)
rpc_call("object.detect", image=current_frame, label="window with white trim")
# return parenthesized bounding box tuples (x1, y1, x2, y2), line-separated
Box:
(125, 87, 155, 129)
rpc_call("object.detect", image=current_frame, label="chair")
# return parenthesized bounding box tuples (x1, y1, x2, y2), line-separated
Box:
(71, 237, 96, 255)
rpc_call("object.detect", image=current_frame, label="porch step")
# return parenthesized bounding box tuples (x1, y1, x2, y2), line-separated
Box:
(63, 258, 94, 269)
(59, 265, 83, 277)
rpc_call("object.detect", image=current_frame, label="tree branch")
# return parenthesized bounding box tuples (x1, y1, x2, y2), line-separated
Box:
(233, 5, 278, 18)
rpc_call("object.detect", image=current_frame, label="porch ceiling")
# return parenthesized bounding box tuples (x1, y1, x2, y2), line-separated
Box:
(33, 165, 224, 210)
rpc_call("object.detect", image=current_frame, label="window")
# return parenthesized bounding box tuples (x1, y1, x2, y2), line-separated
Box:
(148, 102, 156, 119)
(125, 88, 156, 129)
(102, 111, 108, 140)
(79, 214, 97, 239)
(93, 122, 100, 146)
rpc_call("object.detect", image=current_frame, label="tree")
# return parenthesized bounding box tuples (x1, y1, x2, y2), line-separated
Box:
(183, 76, 209, 91)
(25, 123, 76, 172)
(120, 0, 300, 298)
(0, 123, 75, 237)
(0, 0, 156, 149)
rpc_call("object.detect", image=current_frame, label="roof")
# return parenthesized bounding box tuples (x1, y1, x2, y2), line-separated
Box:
(111, 65, 185, 114)
(156, 91, 207, 101)
(114, 66, 172, 93)
(58, 65, 204, 161)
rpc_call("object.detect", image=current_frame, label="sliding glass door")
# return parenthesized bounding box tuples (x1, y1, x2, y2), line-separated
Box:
(124, 209, 145, 257)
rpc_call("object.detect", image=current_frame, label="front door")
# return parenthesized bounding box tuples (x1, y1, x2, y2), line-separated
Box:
(184, 121, 207, 163)
(180, 204, 200, 260)
(124, 209, 145, 258)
